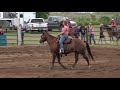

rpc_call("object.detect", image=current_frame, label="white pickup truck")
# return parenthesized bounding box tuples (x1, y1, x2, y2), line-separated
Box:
(26, 18, 48, 32)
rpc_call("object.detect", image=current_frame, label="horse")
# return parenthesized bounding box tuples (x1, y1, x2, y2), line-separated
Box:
(103, 25, 120, 45)
(39, 31, 95, 69)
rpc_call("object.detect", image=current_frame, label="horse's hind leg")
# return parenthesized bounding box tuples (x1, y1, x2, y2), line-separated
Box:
(71, 52, 79, 69)
(112, 36, 114, 43)
(116, 37, 119, 45)
(57, 54, 67, 69)
(81, 53, 90, 68)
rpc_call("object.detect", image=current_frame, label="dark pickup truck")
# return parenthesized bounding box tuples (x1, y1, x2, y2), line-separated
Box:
(46, 16, 77, 31)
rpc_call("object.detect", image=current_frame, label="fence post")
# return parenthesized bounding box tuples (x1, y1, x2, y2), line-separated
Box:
(86, 26, 89, 43)
(17, 18, 21, 45)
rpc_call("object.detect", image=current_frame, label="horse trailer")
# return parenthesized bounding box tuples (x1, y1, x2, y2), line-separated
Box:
(0, 12, 36, 30)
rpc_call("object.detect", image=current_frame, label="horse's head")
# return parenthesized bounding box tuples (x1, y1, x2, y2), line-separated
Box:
(39, 31, 47, 43)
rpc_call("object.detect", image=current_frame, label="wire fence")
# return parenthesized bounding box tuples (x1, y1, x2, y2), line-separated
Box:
(0, 26, 119, 46)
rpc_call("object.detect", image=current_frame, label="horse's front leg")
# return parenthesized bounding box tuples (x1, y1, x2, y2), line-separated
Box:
(57, 53, 67, 69)
(50, 54, 56, 69)
(110, 36, 111, 43)
(112, 36, 114, 42)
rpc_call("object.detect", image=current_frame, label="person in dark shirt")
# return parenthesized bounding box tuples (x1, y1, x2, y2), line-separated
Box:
(80, 23, 86, 41)
(98, 23, 106, 44)
(75, 25, 80, 38)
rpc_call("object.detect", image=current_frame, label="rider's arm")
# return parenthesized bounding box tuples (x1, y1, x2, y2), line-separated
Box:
(58, 26, 66, 35)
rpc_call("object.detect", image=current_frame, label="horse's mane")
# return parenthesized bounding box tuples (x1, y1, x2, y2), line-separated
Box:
(43, 31, 56, 39)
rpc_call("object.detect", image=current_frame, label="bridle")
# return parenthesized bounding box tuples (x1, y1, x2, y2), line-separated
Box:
(41, 36, 59, 45)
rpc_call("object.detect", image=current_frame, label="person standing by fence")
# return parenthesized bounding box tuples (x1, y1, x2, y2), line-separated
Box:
(75, 25, 80, 38)
(19, 24, 25, 45)
(80, 23, 86, 41)
(98, 23, 106, 44)
(89, 23, 96, 45)
(0, 26, 7, 46)
(0, 26, 5, 35)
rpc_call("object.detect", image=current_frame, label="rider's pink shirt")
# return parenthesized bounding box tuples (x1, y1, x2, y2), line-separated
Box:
(62, 25, 69, 34)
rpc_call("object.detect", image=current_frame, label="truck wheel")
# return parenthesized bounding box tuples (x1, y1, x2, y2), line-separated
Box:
(38, 30, 40, 32)
(48, 29, 52, 31)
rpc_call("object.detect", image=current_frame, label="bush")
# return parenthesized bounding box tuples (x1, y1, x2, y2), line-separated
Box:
(98, 16, 111, 25)
(75, 15, 111, 26)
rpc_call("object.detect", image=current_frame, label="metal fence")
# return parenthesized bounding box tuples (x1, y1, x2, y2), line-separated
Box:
(0, 26, 119, 46)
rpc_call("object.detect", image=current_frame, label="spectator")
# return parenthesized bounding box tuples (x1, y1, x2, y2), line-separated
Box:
(89, 23, 96, 45)
(98, 23, 106, 44)
(23, 21, 27, 32)
(75, 25, 80, 38)
(80, 23, 86, 41)
(19, 24, 25, 45)
(0, 26, 5, 35)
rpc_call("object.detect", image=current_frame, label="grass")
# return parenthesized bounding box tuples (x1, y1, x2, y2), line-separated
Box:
(1, 27, 120, 46)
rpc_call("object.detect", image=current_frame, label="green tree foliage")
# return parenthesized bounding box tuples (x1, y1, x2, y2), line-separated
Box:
(112, 13, 120, 25)
(76, 15, 99, 26)
(98, 16, 111, 25)
(36, 12, 49, 19)
(90, 14, 96, 20)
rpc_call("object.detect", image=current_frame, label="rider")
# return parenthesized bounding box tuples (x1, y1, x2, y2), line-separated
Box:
(66, 18, 72, 29)
(58, 21, 69, 53)
(111, 19, 117, 33)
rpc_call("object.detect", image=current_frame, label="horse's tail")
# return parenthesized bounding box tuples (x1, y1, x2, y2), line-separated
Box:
(84, 41, 95, 61)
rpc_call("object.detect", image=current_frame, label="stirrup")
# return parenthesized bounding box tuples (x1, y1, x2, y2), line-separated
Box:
(59, 49, 64, 54)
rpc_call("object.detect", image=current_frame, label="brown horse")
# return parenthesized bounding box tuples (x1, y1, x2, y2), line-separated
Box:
(103, 25, 120, 45)
(39, 31, 95, 69)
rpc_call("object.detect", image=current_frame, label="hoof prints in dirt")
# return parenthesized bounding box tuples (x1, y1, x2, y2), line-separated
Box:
(0, 46, 119, 78)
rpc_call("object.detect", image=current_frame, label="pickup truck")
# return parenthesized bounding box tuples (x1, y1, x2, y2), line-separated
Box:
(26, 18, 48, 32)
(47, 16, 77, 31)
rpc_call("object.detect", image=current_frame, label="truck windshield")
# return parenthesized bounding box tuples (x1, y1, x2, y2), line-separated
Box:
(31, 19, 43, 23)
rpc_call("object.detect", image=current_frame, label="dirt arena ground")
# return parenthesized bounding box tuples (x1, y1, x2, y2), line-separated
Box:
(0, 45, 120, 78)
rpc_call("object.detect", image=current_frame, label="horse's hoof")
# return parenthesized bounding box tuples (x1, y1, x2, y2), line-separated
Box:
(88, 65, 91, 70)
(63, 67, 67, 69)
(49, 67, 53, 70)
(88, 65, 91, 68)
(93, 61, 96, 64)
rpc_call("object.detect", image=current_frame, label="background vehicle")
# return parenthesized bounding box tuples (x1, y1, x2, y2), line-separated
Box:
(26, 18, 48, 32)
(47, 16, 77, 31)
(47, 16, 65, 31)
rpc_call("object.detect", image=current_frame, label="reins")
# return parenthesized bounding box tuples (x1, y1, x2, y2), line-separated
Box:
(47, 37, 59, 44)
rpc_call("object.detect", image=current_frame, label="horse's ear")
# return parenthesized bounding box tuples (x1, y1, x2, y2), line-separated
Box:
(41, 30, 46, 33)
(41, 30, 47, 34)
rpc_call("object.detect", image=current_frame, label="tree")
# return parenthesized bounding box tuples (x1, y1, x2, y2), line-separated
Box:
(99, 16, 111, 25)
(90, 14, 96, 20)
(36, 12, 49, 19)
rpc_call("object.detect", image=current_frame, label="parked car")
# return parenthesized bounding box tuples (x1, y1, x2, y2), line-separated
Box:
(26, 18, 48, 32)
(47, 16, 77, 31)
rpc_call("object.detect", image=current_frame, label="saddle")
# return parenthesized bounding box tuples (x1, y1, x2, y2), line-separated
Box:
(63, 38, 72, 44)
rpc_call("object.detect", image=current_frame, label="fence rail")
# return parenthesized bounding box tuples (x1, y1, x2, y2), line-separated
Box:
(0, 26, 119, 46)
